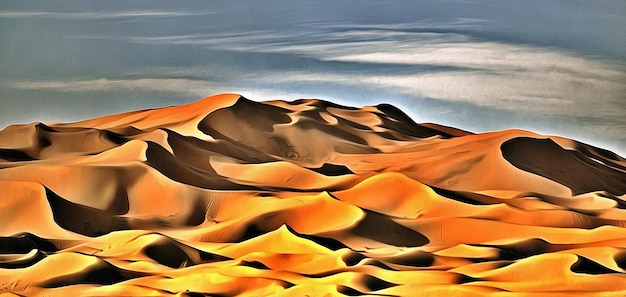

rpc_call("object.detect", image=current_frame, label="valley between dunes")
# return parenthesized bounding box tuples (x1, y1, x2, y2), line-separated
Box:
(1, 93, 626, 296)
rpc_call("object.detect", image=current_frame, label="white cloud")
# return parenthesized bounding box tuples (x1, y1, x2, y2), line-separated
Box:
(326, 43, 625, 79)
(23, 24, 626, 132)
(10, 22, 626, 120)
(214, 30, 625, 119)
(8, 78, 215, 96)
(359, 72, 625, 117)
(316, 18, 492, 31)
(0, 10, 213, 19)
(249, 64, 625, 119)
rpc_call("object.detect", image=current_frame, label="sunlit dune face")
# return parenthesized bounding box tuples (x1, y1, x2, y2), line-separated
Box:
(1, 94, 626, 296)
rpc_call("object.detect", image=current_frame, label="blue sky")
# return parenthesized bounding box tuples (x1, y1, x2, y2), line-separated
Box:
(1, 0, 625, 154)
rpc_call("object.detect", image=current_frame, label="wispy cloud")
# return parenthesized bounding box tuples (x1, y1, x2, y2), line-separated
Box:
(7, 19, 625, 151)
(0, 10, 214, 20)
(359, 72, 625, 117)
(21, 24, 626, 119)
(7, 78, 215, 96)
(119, 24, 622, 119)
(316, 18, 492, 31)
(248, 67, 625, 119)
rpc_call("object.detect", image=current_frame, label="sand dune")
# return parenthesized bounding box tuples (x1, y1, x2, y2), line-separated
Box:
(1, 94, 626, 296)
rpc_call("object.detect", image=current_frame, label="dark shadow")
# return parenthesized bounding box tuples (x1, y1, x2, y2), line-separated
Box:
(199, 251, 232, 263)
(108, 186, 130, 215)
(165, 129, 277, 165)
(0, 233, 58, 253)
(576, 142, 625, 167)
(145, 141, 256, 190)
(485, 238, 550, 260)
(0, 149, 34, 161)
(431, 187, 488, 205)
(294, 119, 369, 146)
(181, 292, 211, 297)
(337, 285, 364, 296)
(352, 212, 429, 247)
(501, 137, 626, 195)
(0, 249, 46, 269)
(342, 251, 366, 266)
(379, 250, 435, 267)
(241, 261, 270, 270)
(359, 275, 396, 291)
(455, 273, 481, 284)
(199, 96, 291, 135)
(144, 239, 194, 268)
(185, 197, 207, 226)
(365, 260, 397, 271)
(103, 130, 129, 145)
(308, 163, 354, 176)
(307, 99, 360, 111)
(238, 223, 266, 242)
(570, 256, 617, 275)
(285, 225, 351, 251)
(614, 251, 626, 270)
(375, 103, 455, 139)
(43, 261, 140, 287)
(45, 188, 130, 237)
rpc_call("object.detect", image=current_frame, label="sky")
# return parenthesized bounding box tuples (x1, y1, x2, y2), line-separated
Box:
(1, 0, 625, 154)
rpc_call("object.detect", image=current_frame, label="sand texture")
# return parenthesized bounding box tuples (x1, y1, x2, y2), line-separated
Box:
(1, 94, 626, 296)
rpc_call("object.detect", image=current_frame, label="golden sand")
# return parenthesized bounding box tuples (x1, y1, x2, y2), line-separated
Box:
(0, 94, 625, 296)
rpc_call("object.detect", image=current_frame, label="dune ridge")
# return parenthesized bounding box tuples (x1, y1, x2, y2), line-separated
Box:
(1, 93, 626, 296)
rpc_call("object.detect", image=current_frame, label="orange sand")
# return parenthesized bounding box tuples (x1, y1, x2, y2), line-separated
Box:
(1, 94, 625, 296)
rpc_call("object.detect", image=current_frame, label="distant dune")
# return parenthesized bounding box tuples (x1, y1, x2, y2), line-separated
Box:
(1, 94, 626, 296)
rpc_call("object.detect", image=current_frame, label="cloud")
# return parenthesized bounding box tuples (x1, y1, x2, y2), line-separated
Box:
(16, 17, 626, 116)
(7, 78, 215, 96)
(316, 18, 492, 31)
(0, 10, 213, 20)
(11, 24, 626, 119)
(204, 28, 624, 119)
(359, 71, 625, 117)
(326, 44, 624, 78)
(13, 21, 626, 150)
(249, 58, 625, 118)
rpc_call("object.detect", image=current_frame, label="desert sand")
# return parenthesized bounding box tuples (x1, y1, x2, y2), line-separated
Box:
(1, 94, 626, 296)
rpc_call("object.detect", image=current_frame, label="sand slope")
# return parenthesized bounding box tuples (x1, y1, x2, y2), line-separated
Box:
(1, 94, 626, 296)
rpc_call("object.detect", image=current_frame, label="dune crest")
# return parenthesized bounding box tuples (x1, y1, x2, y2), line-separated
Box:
(1, 94, 625, 296)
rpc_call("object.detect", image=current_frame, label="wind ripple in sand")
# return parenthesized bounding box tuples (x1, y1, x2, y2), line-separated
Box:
(1, 94, 626, 296)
